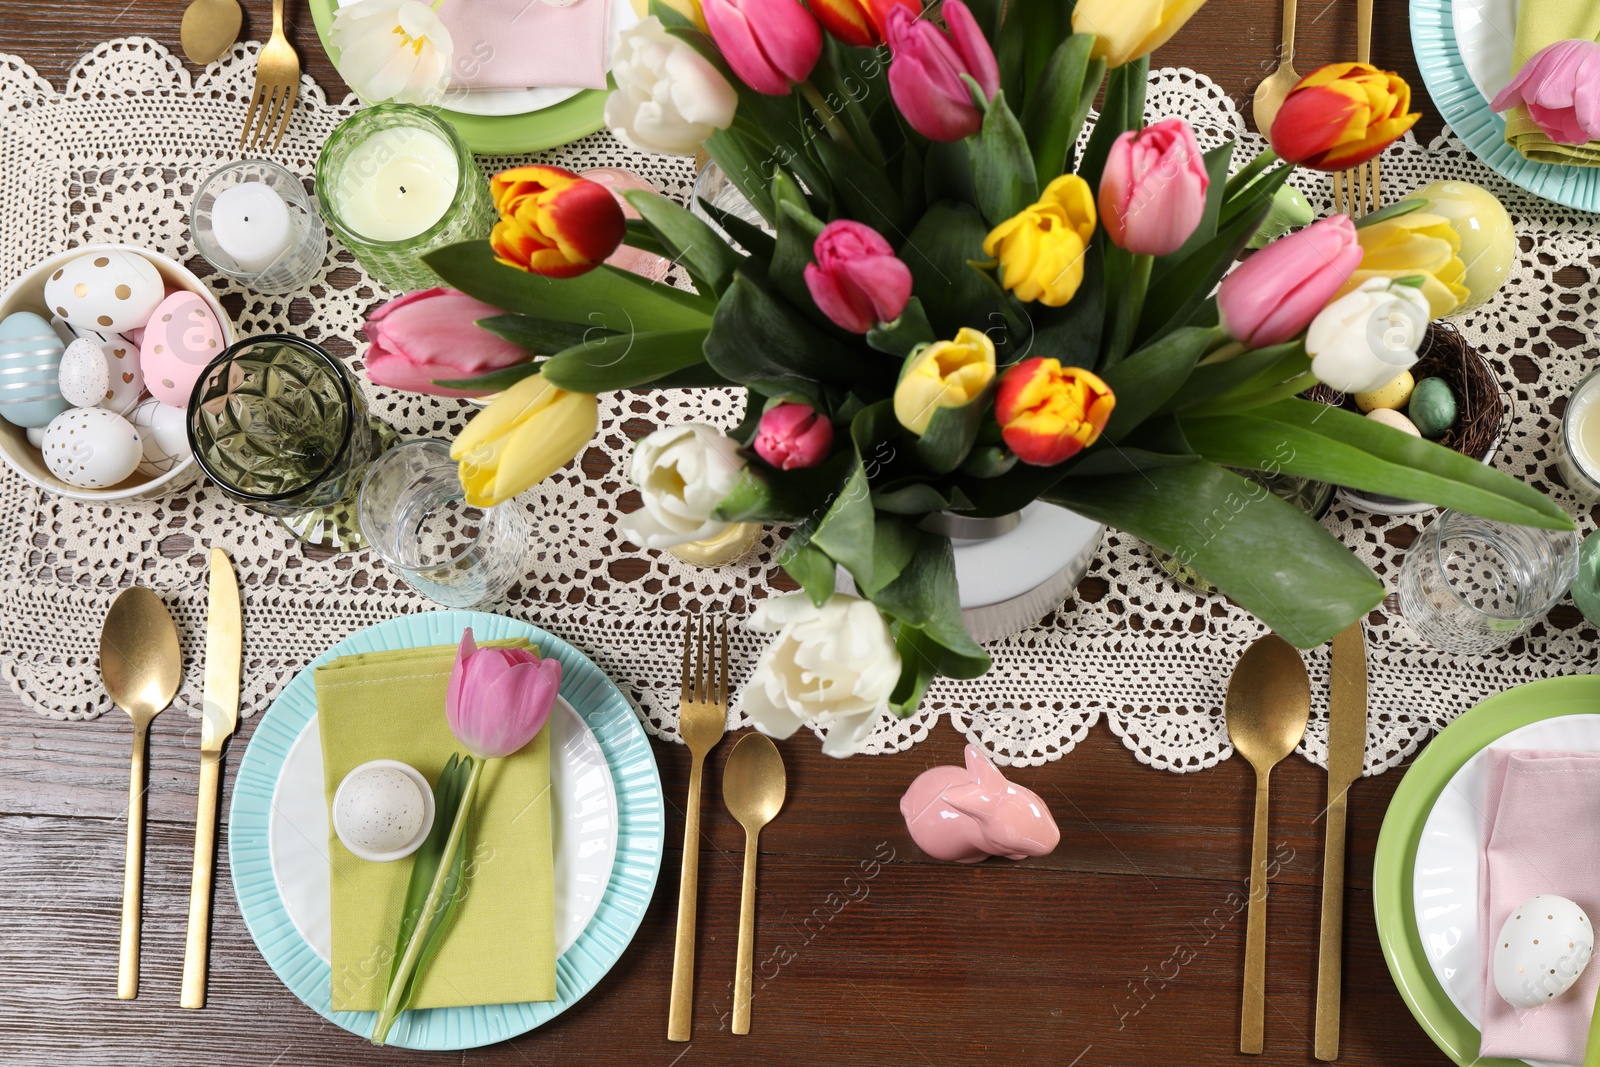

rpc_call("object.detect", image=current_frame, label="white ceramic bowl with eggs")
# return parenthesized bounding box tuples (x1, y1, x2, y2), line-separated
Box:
(0, 244, 230, 502)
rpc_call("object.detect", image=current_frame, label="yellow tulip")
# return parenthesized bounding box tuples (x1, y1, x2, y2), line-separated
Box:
(450, 374, 599, 507)
(1336, 211, 1471, 319)
(1072, 0, 1209, 67)
(983, 176, 1097, 307)
(893, 327, 997, 435)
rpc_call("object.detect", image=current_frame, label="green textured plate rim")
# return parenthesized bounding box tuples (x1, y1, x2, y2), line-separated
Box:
(307, 0, 610, 155)
(1372, 674, 1600, 1067)
(228, 609, 665, 1050)
(1411, 0, 1600, 214)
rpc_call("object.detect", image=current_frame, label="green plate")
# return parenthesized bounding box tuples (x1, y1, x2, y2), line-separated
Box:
(1373, 675, 1600, 1067)
(307, 0, 612, 154)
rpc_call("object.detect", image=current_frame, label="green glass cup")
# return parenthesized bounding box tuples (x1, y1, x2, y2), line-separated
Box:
(185, 335, 395, 550)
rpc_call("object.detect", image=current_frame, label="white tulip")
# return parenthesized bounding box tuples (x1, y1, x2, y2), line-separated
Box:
(619, 423, 746, 549)
(604, 17, 737, 156)
(331, 0, 453, 106)
(1307, 277, 1432, 394)
(740, 594, 903, 758)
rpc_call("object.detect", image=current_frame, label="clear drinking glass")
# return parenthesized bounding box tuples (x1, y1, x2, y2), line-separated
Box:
(357, 439, 529, 607)
(190, 159, 327, 295)
(186, 335, 396, 551)
(1397, 510, 1579, 654)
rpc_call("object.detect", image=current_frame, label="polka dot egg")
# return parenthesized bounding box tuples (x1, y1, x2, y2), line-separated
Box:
(40, 407, 143, 489)
(42, 250, 163, 334)
(1492, 894, 1593, 1008)
(141, 292, 225, 407)
(335, 766, 427, 855)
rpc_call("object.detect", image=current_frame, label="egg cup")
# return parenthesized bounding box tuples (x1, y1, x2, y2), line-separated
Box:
(332, 759, 437, 863)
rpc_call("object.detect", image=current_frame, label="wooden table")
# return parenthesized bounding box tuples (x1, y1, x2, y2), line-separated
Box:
(3, 3, 1459, 1064)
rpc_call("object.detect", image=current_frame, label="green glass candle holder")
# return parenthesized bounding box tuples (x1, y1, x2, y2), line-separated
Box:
(314, 104, 494, 292)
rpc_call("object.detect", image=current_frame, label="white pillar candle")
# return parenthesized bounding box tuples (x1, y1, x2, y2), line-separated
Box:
(210, 182, 295, 273)
(333, 127, 460, 244)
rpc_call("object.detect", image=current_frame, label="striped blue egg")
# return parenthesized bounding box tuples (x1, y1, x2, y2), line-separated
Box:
(0, 311, 69, 428)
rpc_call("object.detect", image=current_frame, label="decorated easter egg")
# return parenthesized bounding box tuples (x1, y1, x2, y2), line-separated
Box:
(1366, 408, 1421, 437)
(1409, 377, 1459, 439)
(1492, 895, 1593, 1008)
(1403, 181, 1515, 315)
(57, 338, 110, 408)
(43, 250, 164, 334)
(0, 311, 70, 428)
(39, 407, 142, 488)
(336, 766, 426, 854)
(127, 396, 192, 476)
(25, 426, 45, 448)
(141, 292, 225, 407)
(1354, 370, 1415, 413)
(52, 318, 146, 415)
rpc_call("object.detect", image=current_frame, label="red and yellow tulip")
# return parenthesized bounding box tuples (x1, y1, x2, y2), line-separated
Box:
(489, 165, 626, 278)
(1269, 62, 1421, 171)
(995, 358, 1115, 466)
(809, 0, 920, 47)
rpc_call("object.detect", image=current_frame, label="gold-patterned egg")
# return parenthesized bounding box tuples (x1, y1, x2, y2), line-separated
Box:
(1355, 370, 1416, 413)
(42, 250, 164, 334)
(1402, 181, 1515, 315)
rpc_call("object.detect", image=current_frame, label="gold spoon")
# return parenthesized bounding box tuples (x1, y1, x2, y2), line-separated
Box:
(101, 586, 183, 1000)
(1225, 634, 1310, 1055)
(180, 0, 243, 66)
(1252, 0, 1300, 135)
(722, 733, 787, 1035)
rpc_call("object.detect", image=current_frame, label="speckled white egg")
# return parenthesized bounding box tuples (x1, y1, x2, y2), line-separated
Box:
(1493, 895, 1594, 1008)
(336, 767, 426, 854)
(1365, 407, 1421, 437)
(39, 407, 142, 488)
(53, 318, 146, 415)
(57, 338, 110, 408)
(0, 311, 69, 429)
(141, 292, 225, 407)
(127, 396, 192, 476)
(43, 250, 164, 334)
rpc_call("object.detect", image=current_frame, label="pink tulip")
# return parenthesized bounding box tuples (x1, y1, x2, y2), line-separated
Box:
(1216, 215, 1362, 348)
(1098, 118, 1210, 256)
(803, 220, 913, 333)
(884, 0, 1000, 141)
(364, 288, 528, 398)
(1490, 38, 1600, 146)
(754, 402, 834, 470)
(445, 628, 561, 760)
(702, 0, 822, 96)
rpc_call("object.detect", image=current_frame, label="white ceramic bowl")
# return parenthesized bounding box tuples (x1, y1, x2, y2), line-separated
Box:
(331, 759, 437, 863)
(0, 244, 230, 502)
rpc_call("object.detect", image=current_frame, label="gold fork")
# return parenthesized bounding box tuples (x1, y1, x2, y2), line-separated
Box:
(1333, 0, 1380, 217)
(239, 0, 300, 152)
(667, 614, 729, 1042)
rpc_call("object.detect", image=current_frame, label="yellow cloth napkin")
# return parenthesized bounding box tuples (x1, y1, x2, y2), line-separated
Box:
(315, 640, 555, 1012)
(1502, 1, 1600, 164)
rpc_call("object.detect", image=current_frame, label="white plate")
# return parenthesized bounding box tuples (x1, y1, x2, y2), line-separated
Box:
(333, 0, 637, 117)
(1412, 713, 1600, 1067)
(268, 696, 618, 964)
(1452, 0, 1519, 104)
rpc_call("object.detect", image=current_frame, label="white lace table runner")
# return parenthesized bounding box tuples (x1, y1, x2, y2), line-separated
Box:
(2, 39, 1596, 775)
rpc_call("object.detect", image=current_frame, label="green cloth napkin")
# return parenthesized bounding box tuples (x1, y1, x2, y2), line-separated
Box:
(315, 640, 555, 1012)
(1503, 1, 1600, 164)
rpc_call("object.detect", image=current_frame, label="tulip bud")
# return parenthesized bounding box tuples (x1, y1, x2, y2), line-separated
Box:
(1307, 278, 1431, 395)
(489, 165, 626, 278)
(1335, 211, 1470, 320)
(995, 358, 1114, 467)
(1490, 38, 1600, 146)
(809, 0, 921, 47)
(1270, 62, 1421, 171)
(702, 0, 823, 95)
(1217, 215, 1362, 349)
(446, 628, 560, 760)
(451, 373, 599, 507)
(754, 402, 834, 470)
(1098, 118, 1210, 256)
(1072, 0, 1209, 68)
(983, 175, 1097, 307)
(884, 1, 1000, 142)
(363, 288, 528, 398)
(604, 16, 737, 156)
(803, 220, 913, 334)
(893, 327, 997, 436)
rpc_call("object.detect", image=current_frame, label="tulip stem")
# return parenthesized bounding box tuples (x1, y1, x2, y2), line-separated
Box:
(370, 755, 484, 1046)
(797, 80, 859, 155)
(1102, 253, 1153, 369)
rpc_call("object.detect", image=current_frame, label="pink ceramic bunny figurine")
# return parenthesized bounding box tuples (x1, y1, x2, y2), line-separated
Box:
(899, 745, 1060, 863)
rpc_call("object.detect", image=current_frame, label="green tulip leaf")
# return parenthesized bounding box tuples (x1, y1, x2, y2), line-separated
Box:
(1353, 197, 1430, 229)
(431, 361, 543, 393)
(887, 626, 938, 718)
(704, 272, 883, 399)
(623, 190, 746, 297)
(539, 329, 710, 392)
(966, 86, 1038, 226)
(779, 531, 838, 608)
(702, 129, 777, 223)
(769, 198, 830, 327)
(1098, 326, 1215, 439)
(474, 313, 607, 355)
(1020, 34, 1100, 189)
(809, 459, 876, 591)
(1162, 340, 1307, 413)
(696, 197, 776, 263)
(912, 380, 998, 475)
(1024, 241, 1105, 369)
(1078, 57, 1149, 188)
(811, 133, 906, 234)
(385, 753, 473, 1019)
(713, 452, 853, 523)
(872, 480, 974, 515)
(866, 298, 938, 358)
(872, 532, 990, 679)
(901, 200, 1009, 342)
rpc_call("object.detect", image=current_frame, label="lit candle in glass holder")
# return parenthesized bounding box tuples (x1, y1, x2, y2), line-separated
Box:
(1560, 368, 1600, 502)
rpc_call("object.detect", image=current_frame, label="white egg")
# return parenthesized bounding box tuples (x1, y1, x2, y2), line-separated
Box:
(39, 407, 142, 488)
(57, 338, 110, 408)
(52, 318, 146, 415)
(127, 396, 192, 476)
(1365, 407, 1422, 437)
(43, 250, 164, 334)
(1492, 894, 1594, 1008)
(335, 767, 426, 854)
(25, 426, 45, 448)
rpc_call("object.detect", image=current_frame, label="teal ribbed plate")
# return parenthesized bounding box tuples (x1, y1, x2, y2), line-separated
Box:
(1411, 0, 1600, 213)
(228, 610, 665, 1050)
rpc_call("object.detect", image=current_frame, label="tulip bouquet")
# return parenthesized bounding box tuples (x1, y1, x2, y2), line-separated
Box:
(392, 0, 1570, 749)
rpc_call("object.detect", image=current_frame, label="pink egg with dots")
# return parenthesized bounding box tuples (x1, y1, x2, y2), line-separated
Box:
(140, 291, 225, 407)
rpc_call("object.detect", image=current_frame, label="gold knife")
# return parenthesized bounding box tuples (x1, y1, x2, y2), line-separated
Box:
(180, 548, 242, 1009)
(1314, 621, 1368, 1059)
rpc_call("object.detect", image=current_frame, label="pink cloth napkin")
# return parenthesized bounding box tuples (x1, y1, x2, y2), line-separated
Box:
(1478, 748, 1600, 1065)
(438, 0, 611, 91)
